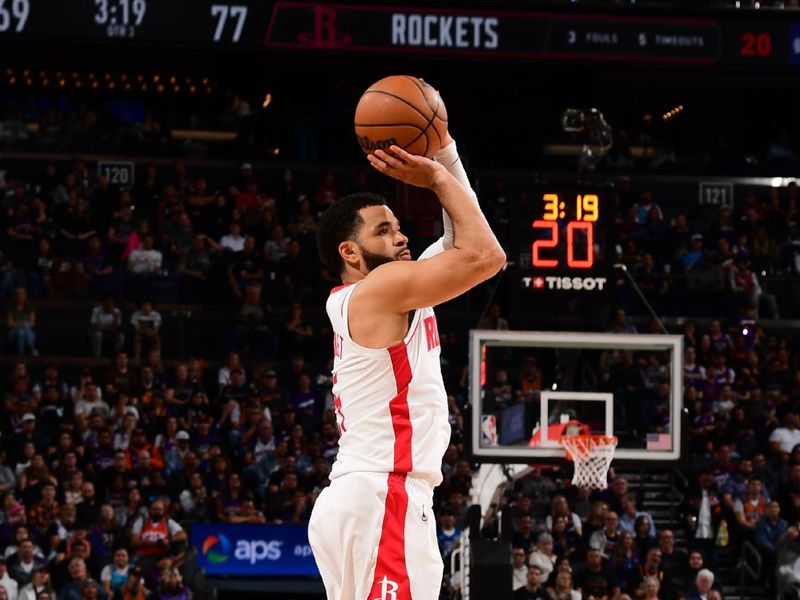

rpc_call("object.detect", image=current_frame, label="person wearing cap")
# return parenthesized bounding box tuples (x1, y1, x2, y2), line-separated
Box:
(681, 233, 705, 271)
(125, 430, 164, 471)
(164, 432, 191, 476)
(16, 564, 48, 600)
(0, 557, 19, 600)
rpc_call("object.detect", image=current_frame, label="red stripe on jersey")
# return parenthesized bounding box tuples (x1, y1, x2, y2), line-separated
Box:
(329, 283, 353, 295)
(368, 473, 411, 600)
(388, 341, 413, 473)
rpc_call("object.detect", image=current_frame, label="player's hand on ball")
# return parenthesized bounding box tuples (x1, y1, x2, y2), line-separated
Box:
(368, 145, 447, 190)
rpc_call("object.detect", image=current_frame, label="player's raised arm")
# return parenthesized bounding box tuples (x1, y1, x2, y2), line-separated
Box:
(358, 145, 505, 313)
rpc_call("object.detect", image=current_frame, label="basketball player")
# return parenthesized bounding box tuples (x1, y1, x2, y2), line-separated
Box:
(309, 133, 505, 600)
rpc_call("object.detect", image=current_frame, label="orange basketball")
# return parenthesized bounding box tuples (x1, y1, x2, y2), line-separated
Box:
(354, 75, 448, 158)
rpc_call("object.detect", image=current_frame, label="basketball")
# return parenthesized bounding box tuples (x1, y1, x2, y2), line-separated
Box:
(354, 75, 448, 158)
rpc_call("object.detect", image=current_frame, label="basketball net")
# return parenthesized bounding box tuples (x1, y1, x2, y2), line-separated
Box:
(560, 434, 618, 490)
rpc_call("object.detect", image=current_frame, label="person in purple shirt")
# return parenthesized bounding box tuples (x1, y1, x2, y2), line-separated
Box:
(290, 373, 320, 429)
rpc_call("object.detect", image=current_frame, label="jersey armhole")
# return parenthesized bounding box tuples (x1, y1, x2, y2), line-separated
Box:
(340, 285, 423, 352)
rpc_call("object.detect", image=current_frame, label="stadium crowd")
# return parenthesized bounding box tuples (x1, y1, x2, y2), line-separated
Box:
(1, 147, 800, 600)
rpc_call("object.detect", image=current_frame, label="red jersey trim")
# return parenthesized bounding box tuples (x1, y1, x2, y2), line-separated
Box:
(388, 341, 413, 473)
(368, 473, 411, 600)
(329, 283, 354, 295)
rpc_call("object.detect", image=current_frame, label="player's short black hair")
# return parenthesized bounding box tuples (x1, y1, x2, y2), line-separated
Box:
(316, 192, 388, 274)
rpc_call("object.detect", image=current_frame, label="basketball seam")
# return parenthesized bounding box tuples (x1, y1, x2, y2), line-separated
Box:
(354, 123, 425, 130)
(362, 89, 432, 122)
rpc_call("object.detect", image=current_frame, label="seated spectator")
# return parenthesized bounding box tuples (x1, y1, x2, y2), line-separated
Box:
(227, 236, 264, 299)
(640, 575, 661, 600)
(230, 284, 275, 359)
(513, 565, 552, 600)
(769, 410, 800, 462)
(219, 222, 245, 254)
(89, 298, 125, 358)
(129, 500, 186, 576)
(545, 496, 582, 538)
(130, 302, 161, 362)
(0, 558, 19, 600)
(551, 517, 582, 561)
(513, 515, 537, 555)
(99, 549, 131, 598)
(574, 547, 619, 600)
(547, 570, 579, 600)
(16, 565, 48, 600)
(528, 533, 556, 584)
(119, 566, 146, 600)
(6, 288, 38, 356)
(619, 494, 656, 539)
(62, 576, 108, 600)
(512, 548, 528, 591)
(589, 511, 620, 556)
(7, 540, 46, 588)
(127, 235, 162, 276)
(176, 234, 212, 299)
(610, 531, 640, 595)
(733, 478, 768, 540)
(687, 568, 715, 600)
(156, 567, 189, 600)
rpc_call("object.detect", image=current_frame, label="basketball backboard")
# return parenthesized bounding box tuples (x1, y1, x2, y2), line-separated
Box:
(469, 330, 683, 464)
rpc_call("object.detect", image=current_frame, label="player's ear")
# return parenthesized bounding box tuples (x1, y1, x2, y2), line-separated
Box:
(339, 240, 360, 269)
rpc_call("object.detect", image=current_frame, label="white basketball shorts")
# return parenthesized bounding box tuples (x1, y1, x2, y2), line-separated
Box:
(308, 471, 443, 600)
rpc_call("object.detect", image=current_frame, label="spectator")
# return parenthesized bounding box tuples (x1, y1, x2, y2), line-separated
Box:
(610, 531, 640, 595)
(119, 566, 146, 600)
(130, 302, 161, 362)
(156, 567, 189, 600)
(99, 549, 131, 598)
(6, 287, 37, 356)
(548, 570, 580, 600)
(219, 222, 245, 254)
(478, 304, 510, 330)
(687, 568, 715, 600)
(640, 575, 661, 600)
(574, 547, 619, 600)
(129, 500, 186, 575)
(227, 236, 264, 299)
(658, 529, 687, 599)
(514, 565, 552, 600)
(619, 494, 656, 539)
(733, 478, 768, 540)
(127, 235, 162, 276)
(685, 471, 722, 570)
(0, 559, 19, 600)
(89, 298, 125, 358)
(769, 410, 800, 461)
(755, 500, 787, 591)
(7, 540, 46, 588)
(17, 565, 48, 600)
(589, 511, 620, 556)
(513, 515, 537, 555)
(513, 548, 529, 591)
(529, 533, 556, 584)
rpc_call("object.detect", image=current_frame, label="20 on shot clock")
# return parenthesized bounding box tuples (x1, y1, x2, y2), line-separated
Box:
(508, 183, 615, 331)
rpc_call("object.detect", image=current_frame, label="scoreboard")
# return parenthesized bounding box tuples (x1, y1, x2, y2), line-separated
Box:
(0, 2, 799, 69)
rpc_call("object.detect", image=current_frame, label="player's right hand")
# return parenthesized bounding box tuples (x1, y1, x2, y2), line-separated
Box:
(368, 146, 448, 190)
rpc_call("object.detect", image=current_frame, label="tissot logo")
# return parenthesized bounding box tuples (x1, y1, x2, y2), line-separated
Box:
(522, 276, 607, 291)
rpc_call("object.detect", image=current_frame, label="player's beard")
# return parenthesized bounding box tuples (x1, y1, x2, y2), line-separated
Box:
(360, 246, 406, 271)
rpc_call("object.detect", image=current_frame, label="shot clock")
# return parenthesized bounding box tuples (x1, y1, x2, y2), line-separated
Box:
(509, 184, 615, 331)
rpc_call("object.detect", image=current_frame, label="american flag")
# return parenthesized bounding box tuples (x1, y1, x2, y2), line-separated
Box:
(646, 433, 671, 451)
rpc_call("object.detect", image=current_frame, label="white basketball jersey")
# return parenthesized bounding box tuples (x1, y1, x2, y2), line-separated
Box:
(326, 283, 451, 487)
